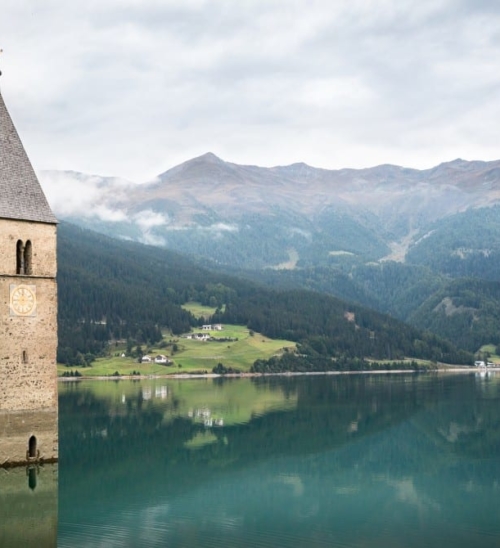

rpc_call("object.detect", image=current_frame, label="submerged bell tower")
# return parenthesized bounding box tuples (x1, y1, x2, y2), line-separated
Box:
(0, 78, 58, 466)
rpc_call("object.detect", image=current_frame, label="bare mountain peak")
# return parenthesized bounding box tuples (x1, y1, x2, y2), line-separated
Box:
(153, 152, 228, 183)
(432, 158, 492, 172)
(273, 161, 316, 173)
(194, 151, 225, 163)
(279, 161, 313, 169)
(41, 154, 500, 240)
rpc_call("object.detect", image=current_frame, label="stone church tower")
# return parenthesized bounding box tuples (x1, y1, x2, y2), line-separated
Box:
(0, 88, 58, 466)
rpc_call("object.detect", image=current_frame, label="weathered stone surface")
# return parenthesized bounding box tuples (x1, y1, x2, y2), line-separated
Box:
(0, 409, 58, 465)
(0, 220, 57, 278)
(0, 88, 58, 466)
(0, 277, 58, 411)
(0, 223, 58, 463)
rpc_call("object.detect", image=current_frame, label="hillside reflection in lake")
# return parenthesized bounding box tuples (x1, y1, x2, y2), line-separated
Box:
(57, 373, 500, 547)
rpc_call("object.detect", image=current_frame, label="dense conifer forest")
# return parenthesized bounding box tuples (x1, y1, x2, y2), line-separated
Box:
(228, 246, 500, 354)
(57, 222, 473, 368)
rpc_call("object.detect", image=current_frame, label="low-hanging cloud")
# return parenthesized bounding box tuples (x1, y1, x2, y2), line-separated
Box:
(206, 223, 239, 233)
(132, 210, 170, 230)
(38, 170, 131, 222)
(131, 209, 169, 247)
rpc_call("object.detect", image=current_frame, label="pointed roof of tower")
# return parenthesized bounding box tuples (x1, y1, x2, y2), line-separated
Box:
(0, 89, 57, 224)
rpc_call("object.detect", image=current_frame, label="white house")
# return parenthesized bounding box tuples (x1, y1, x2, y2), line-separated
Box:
(193, 333, 210, 341)
(154, 355, 171, 365)
(201, 324, 223, 331)
(141, 355, 152, 363)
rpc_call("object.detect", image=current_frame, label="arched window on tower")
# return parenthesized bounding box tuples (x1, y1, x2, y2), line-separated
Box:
(16, 240, 23, 274)
(24, 240, 32, 275)
(15, 240, 33, 275)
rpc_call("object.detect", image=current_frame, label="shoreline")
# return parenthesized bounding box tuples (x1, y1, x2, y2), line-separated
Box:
(57, 366, 496, 382)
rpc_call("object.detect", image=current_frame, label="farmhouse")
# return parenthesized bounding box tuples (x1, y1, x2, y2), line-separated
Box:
(202, 324, 223, 331)
(193, 333, 210, 341)
(154, 355, 171, 364)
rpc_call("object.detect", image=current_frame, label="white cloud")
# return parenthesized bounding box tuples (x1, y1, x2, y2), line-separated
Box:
(207, 223, 238, 233)
(138, 232, 166, 247)
(132, 210, 170, 230)
(38, 170, 131, 221)
(2, 0, 500, 181)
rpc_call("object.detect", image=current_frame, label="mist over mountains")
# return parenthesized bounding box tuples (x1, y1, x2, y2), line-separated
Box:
(40, 153, 500, 268)
(43, 154, 500, 354)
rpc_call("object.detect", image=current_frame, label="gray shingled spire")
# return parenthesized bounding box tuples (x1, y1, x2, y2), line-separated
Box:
(0, 89, 57, 224)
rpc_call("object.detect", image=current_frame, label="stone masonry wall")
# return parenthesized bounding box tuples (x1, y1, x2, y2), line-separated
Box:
(0, 276, 57, 411)
(0, 409, 58, 465)
(0, 219, 58, 464)
(0, 219, 57, 277)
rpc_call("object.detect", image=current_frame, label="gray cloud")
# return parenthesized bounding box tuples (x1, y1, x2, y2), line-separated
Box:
(2, 0, 500, 183)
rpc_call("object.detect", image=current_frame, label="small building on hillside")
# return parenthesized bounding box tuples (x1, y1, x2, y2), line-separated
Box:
(193, 333, 210, 341)
(201, 324, 223, 331)
(154, 355, 171, 365)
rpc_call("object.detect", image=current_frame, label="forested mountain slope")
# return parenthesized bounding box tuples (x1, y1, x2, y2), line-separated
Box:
(57, 222, 472, 367)
(230, 236, 500, 355)
(406, 205, 500, 280)
(408, 278, 500, 352)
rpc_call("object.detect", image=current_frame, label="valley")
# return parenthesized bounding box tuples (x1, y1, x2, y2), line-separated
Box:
(56, 222, 473, 372)
(48, 153, 500, 371)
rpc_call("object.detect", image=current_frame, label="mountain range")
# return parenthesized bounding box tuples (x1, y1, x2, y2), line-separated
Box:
(40, 153, 500, 268)
(42, 154, 500, 355)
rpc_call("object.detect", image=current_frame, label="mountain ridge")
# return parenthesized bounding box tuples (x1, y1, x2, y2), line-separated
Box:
(41, 153, 500, 219)
(39, 154, 500, 360)
(39, 154, 500, 271)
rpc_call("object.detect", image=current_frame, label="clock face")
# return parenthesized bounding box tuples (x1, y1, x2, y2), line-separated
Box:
(10, 284, 37, 316)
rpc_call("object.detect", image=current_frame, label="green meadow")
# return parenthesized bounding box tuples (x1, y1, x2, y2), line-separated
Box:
(172, 324, 294, 371)
(181, 301, 220, 319)
(58, 306, 296, 377)
(478, 344, 500, 363)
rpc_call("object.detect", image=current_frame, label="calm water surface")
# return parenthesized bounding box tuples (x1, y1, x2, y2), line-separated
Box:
(53, 373, 500, 546)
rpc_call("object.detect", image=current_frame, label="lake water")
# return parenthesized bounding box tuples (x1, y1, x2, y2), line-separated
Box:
(3, 372, 500, 547)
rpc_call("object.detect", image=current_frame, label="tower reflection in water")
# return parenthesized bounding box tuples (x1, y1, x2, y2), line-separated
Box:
(0, 464, 58, 547)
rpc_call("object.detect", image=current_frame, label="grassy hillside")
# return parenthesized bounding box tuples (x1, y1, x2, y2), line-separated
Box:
(58, 322, 295, 376)
(57, 222, 473, 370)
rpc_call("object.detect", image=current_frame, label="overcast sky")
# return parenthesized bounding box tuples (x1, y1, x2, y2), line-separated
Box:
(1, 0, 500, 182)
